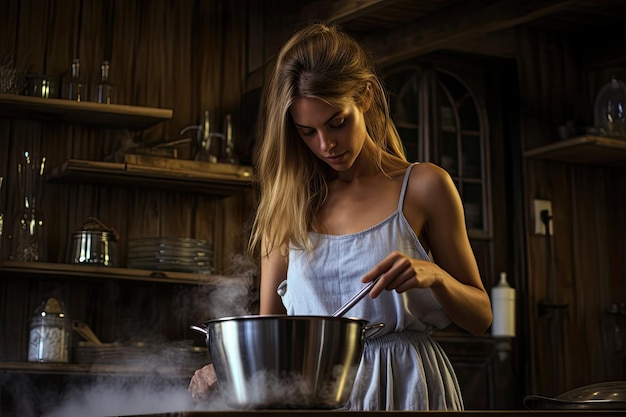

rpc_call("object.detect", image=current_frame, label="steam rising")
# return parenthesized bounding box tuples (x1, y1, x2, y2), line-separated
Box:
(3, 254, 259, 416)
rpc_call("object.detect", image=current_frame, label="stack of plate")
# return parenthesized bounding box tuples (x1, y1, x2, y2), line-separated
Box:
(127, 237, 214, 274)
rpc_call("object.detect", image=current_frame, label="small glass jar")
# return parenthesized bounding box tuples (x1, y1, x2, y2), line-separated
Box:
(594, 77, 626, 138)
(28, 298, 71, 363)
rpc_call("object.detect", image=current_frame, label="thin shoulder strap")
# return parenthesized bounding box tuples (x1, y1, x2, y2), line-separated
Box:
(397, 163, 418, 211)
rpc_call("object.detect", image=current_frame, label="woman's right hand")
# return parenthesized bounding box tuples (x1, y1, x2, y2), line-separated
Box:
(188, 363, 218, 401)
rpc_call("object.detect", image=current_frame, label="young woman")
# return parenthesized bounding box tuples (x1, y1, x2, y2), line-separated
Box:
(189, 22, 492, 411)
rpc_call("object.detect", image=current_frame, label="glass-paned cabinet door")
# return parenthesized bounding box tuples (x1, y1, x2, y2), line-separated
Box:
(385, 65, 489, 236)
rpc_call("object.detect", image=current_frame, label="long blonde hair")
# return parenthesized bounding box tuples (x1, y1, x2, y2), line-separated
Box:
(249, 23, 406, 258)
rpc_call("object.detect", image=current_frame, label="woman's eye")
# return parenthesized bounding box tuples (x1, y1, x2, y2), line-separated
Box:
(330, 118, 345, 129)
(300, 128, 315, 137)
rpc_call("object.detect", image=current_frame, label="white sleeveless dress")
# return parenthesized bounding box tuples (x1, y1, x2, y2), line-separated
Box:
(280, 164, 464, 410)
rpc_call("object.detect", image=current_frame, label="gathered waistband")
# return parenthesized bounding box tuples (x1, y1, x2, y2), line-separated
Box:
(364, 330, 432, 349)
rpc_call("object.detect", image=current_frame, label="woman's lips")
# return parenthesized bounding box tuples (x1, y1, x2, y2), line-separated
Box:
(326, 152, 346, 164)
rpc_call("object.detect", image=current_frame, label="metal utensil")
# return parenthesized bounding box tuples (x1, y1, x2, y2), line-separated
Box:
(332, 275, 381, 318)
(275, 276, 381, 318)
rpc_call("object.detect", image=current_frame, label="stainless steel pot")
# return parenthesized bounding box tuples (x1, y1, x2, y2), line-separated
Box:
(69, 231, 118, 267)
(191, 315, 369, 409)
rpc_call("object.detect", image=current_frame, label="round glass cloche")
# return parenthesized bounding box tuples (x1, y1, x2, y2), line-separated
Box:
(594, 77, 626, 138)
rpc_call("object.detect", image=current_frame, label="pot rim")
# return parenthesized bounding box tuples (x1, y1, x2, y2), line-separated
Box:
(203, 314, 368, 326)
(72, 230, 117, 241)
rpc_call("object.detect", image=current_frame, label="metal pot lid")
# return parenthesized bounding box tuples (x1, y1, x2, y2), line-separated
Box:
(524, 381, 626, 410)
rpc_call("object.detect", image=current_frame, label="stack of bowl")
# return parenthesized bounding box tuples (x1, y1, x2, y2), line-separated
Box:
(127, 237, 214, 274)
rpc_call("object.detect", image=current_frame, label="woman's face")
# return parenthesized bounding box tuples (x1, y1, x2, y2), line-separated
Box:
(289, 97, 370, 171)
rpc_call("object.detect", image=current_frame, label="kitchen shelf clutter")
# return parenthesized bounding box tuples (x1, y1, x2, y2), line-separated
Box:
(524, 135, 626, 166)
(0, 90, 255, 390)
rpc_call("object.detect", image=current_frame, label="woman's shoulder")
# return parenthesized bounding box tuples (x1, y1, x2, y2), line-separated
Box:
(406, 162, 457, 204)
(409, 162, 450, 184)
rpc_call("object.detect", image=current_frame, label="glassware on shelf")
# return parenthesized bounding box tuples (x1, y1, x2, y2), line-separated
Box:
(93, 60, 116, 104)
(220, 113, 239, 164)
(11, 151, 47, 262)
(594, 77, 626, 138)
(0, 56, 23, 94)
(63, 58, 87, 102)
(28, 297, 71, 363)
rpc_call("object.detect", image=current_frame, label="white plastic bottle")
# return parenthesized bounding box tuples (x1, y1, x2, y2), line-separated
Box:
(491, 272, 516, 337)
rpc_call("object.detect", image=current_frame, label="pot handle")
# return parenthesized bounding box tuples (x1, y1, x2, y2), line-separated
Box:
(364, 322, 385, 338)
(190, 324, 208, 335)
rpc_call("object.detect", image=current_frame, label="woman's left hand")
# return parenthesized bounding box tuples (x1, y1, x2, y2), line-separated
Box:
(188, 363, 218, 402)
(361, 251, 442, 298)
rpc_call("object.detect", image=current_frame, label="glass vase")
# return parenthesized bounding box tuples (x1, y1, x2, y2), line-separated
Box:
(12, 206, 46, 262)
(11, 151, 47, 262)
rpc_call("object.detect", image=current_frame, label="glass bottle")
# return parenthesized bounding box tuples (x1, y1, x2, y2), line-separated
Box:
(63, 58, 86, 101)
(594, 77, 626, 138)
(11, 152, 47, 262)
(28, 298, 71, 363)
(94, 60, 116, 104)
(221, 113, 238, 164)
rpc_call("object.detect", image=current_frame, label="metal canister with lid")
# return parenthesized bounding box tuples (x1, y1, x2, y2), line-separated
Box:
(28, 297, 71, 363)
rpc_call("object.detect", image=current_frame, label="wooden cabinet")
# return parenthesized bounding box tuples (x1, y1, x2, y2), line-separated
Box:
(0, 94, 255, 415)
(384, 65, 490, 238)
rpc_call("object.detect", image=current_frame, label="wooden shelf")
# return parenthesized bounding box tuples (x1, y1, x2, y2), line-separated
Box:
(524, 135, 626, 167)
(0, 260, 232, 285)
(0, 361, 197, 378)
(0, 93, 172, 130)
(48, 159, 255, 196)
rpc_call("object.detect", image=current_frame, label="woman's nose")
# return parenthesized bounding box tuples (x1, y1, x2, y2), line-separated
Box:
(318, 132, 335, 152)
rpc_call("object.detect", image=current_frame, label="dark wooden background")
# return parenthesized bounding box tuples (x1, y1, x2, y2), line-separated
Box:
(0, 0, 625, 411)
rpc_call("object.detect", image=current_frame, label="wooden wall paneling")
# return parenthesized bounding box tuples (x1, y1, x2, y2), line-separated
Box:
(125, 189, 162, 240)
(194, 196, 218, 272)
(39, 123, 69, 263)
(0, 121, 10, 260)
(0, 0, 19, 63)
(41, 0, 75, 80)
(109, 0, 136, 107)
(220, 192, 254, 274)
(160, 192, 193, 237)
(0, 279, 31, 360)
(524, 160, 624, 396)
(608, 170, 626, 298)
(91, 280, 122, 344)
(524, 161, 550, 396)
(570, 165, 621, 383)
(79, 0, 105, 92)
(124, 1, 171, 109)
(45, 125, 71, 263)
(547, 162, 575, 395)
(245, 0, 265, 90)
(14, 0, 48, 75)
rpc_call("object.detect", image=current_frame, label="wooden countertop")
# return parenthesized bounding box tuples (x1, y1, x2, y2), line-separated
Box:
(150, 410, 625, 416)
